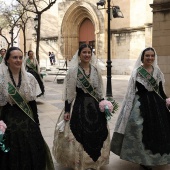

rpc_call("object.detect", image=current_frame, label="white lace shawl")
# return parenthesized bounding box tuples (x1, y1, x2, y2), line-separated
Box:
(63, 65, 104, 104)
(114, 47, 165, 134)
(0, 60, 39, 106)
(24, 56, 40, 73)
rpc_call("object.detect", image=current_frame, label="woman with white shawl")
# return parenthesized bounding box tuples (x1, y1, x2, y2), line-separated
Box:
(53, 44, 110, 170)
(111, 47, 170, 170)
(25, 50, 45, 97)
(0, 47, 54, 170)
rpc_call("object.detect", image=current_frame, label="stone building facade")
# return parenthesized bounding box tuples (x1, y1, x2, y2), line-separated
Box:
(150, 0, 170, 95)
(56, 0, 153, 74)
(24, 0, 153, 74)
(21, 0, 170, 94)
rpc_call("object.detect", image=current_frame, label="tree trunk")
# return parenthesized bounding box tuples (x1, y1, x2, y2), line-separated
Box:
(36, 14, 41, 63)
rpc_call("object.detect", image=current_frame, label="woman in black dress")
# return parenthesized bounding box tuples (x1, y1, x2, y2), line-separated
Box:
(111, 47, 170, 170)
(53, 44, 110, 170)
(25, 50, 45, 97)
(0, 47, 54, 170)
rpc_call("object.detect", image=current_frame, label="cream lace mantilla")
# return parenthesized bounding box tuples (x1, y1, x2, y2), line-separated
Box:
(63, 65, 104, 104)
(0, 72, 38, 106)
(114, 66, 165, 134)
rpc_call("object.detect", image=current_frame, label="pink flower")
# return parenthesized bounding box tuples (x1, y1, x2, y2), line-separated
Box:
(99, 100, 113, 113)
(166, 98, 170, 106)
(0, 120, 7, 134)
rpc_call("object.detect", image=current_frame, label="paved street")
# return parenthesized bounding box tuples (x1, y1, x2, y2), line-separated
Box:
(36, 74, 170, 170)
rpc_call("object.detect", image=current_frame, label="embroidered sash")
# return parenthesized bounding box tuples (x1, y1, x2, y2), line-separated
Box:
(0, 56, 3, 64)
(77, 67, 99, 102)
(137, 66, 160, 94)
(26, 59, 38, 74)
(138, 66, 170, 112)
(8, 82, 35, 123)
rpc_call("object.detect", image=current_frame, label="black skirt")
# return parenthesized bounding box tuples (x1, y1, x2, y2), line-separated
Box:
(0, 102, 46, 170)
(70, 88, 108, 162)
(26, 66, 45, 97)
(137, 81, 170, 155)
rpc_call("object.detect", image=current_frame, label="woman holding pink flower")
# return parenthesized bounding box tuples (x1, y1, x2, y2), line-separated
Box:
(0, 47, 54, 170)
(53, 44, 110, 170)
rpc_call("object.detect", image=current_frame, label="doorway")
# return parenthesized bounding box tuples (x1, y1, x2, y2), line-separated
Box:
(79, 18, 95, 50)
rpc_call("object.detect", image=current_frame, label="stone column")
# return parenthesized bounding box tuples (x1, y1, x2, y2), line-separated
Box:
(150, 0, 170, 95)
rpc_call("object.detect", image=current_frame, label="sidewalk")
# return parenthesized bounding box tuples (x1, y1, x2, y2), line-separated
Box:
(36, 75, 169, 170)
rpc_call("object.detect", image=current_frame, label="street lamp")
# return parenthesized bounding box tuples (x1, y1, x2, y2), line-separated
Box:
(33, 14, 40, 63)
(96, 0, 123, 97)
(112, 6, 124, 18)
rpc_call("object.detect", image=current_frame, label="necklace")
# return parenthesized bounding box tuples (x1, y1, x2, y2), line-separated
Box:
(79, 64, 91, 78)
(8, 69, 22, 88)
(142, 65, 154, 75)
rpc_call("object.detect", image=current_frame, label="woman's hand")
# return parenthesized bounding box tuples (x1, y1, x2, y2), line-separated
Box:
(64, 112, 70, 121)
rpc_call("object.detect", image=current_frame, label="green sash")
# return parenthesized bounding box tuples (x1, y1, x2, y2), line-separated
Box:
(8, 82, 35, 123)
(77, 67, 99, 102)
(138, 66, 170, 112)
(8, 83, 55, 168)
(0, 56, 3, 64)
(26, 59, 38, 74)
(138, 66, 159, 94)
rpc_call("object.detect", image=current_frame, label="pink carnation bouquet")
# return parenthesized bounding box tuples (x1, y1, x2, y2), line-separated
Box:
(99, 98, 118, 120)
(99, 100, 113, 113)
(0, 120, 7, 134)
(0, 120, 9, 152)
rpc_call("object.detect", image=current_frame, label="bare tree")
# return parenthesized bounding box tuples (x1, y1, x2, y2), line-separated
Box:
(17, 11, 31, 54)
(17, 0, 57, 62)
(0, 16, 11, 49)
(0, 1, 25, 49)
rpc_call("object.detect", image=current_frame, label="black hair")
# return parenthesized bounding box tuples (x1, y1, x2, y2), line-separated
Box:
(141, 47, 155, 62)
(0, 48, 6, 52)
(5, 47, 22, 66)
(27, 50, 33, 56)
(78, 44, 92, 56)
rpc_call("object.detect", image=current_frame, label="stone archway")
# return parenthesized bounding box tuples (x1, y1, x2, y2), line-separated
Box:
(60, 1, 104, 60)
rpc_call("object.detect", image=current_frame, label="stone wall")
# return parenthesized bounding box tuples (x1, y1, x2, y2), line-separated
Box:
(151, 0, 170, 95)
(23, 0, 154, 73)
(110, 31, 145, 75)
(110, 0, 153, 74)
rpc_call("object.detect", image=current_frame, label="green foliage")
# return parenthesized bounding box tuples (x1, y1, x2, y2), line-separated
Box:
(107, 97, 119, 113)
(105, 97, 119, 121)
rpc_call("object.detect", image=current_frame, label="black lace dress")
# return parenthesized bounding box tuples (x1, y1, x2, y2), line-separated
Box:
(0, 101, 53, 170)
(136, 81, 170, 155)
(67, 87, 108, 162)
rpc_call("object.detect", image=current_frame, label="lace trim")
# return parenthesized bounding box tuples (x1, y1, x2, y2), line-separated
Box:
(0, 72, 37, 106)
(136, 69, 163, 92)
(63, 66, 104, 103)
(77, 66, 103, 99)
(114, 67, 165, 134)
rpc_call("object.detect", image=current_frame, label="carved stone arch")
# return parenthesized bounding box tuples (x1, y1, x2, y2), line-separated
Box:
(60, 1, 104, 60)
